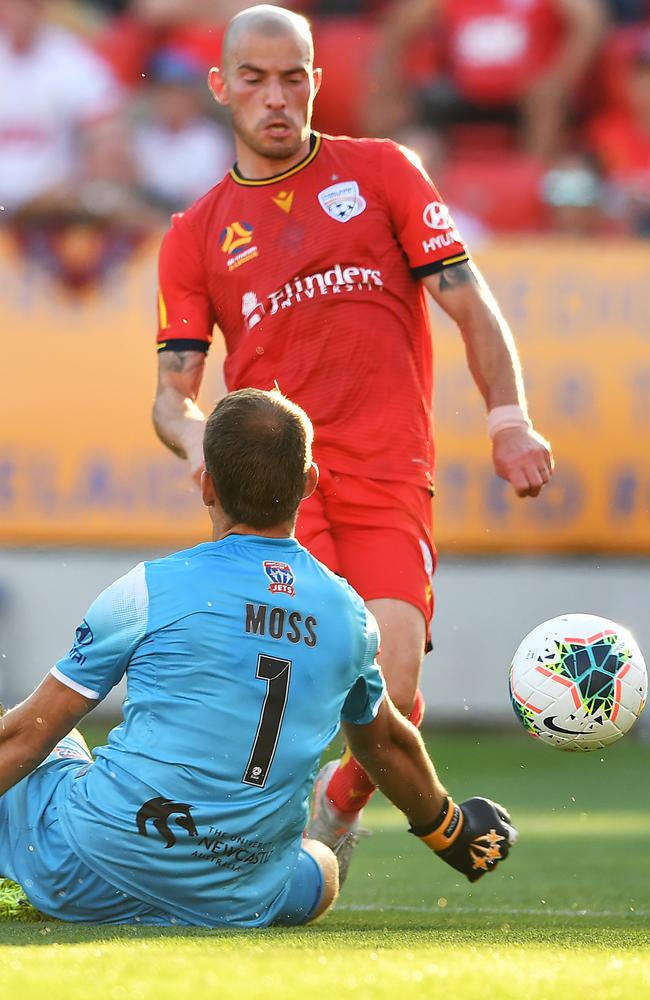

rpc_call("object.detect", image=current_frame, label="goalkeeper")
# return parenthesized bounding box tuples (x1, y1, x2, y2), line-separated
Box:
(0, 389, 516, 927)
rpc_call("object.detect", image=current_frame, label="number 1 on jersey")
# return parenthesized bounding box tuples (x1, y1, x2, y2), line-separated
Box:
(242, 653, 292, 787)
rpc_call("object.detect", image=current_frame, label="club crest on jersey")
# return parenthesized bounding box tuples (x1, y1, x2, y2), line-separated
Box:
(220, 220, 259, 269)
(263, 561, 295, 597)
(318, 181, 366, 223)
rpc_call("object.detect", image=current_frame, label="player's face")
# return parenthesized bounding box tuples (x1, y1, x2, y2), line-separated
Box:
(211, 30, 321, 162)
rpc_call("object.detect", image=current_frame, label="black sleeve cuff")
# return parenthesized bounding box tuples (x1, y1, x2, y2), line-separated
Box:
(411, 253, 469, 280)
(157, 338, 210, 354)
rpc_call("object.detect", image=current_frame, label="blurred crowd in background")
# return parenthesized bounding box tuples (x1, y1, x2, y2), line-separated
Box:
(3, 0, 650, 288)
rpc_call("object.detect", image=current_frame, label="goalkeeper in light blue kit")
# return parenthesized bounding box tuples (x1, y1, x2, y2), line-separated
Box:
(0, 389, 517, 927)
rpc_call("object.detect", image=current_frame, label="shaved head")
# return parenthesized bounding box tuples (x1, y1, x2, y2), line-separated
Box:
(222, 4, 313, 71)
(209, 4, 321, 176)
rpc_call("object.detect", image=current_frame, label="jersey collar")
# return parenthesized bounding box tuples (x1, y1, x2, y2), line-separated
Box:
(230, 132, 321, 187)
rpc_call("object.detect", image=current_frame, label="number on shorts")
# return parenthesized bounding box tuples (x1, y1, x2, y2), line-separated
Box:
(242, 653, 292, 787)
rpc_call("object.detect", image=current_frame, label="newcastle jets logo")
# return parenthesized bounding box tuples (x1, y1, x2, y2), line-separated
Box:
(263, 561, 295, 597)
(318, 181, 366, 223)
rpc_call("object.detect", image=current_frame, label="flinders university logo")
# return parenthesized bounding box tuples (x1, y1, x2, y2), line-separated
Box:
(318, 180, 366, 223)
(220, 220, 259, 270)
(241, 291, 266, 331)
(263, 561, 295, 597)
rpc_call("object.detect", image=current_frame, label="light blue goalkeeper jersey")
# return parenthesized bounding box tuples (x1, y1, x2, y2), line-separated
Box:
(51, 534, 384, 927)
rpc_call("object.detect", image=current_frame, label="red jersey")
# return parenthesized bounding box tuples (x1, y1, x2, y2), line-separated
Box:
(157, 133, 468, 486)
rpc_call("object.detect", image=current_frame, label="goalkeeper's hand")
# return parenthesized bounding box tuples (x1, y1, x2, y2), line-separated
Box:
(410, 796, 518, 882)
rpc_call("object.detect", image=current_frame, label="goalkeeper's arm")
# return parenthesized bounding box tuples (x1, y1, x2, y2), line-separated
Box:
(341, 696, 517, 882)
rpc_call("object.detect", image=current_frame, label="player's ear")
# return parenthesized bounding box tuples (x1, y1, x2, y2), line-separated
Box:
(302, 463, 319, 500)
(312, 66, 322, 98)
(208, 67, 228, 106)
(201, 468, 217, 507)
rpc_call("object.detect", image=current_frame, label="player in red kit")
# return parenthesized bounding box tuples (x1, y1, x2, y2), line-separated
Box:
(152, 5, 553, 883)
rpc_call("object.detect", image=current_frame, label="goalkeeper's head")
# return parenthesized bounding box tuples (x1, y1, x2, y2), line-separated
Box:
(202, 388, 317, 535)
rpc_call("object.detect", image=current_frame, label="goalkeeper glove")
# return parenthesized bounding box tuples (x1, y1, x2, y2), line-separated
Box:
(409, 796, 518, 882)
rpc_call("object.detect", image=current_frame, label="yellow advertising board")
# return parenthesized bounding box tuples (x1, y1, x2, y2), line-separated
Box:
(433, 239, 650, 553)
(0, 233, 648, 552)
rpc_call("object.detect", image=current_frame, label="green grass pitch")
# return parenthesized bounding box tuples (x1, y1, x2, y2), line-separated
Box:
(2, 726, 649, 1000)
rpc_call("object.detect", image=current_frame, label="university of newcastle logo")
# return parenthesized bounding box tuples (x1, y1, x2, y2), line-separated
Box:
(136, 797, 198, 849)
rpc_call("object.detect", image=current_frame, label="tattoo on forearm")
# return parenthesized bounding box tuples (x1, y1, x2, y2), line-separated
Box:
(160, 351, 203, 374)
(438, 263, 474, 293)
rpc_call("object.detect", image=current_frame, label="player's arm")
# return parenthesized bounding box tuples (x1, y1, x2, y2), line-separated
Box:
(423, 263, 554, 498)
(375, 0, 439, 69)
(342, 696, 516, 882)
(153, 215, 215, 483)
(539, 0, 608, 94)
(0, 676, 94, 797)
(153, 349, 207, 483)
(377, 139, 552, 497)
(522, 0, 607, 156)
(342, 694, 446, 825)
(0, 563, 148, 796)
(366, 0, 440, 132)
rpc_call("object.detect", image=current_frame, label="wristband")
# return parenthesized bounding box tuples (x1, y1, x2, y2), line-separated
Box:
(408, 796, 465, 852)
(487, 405, 531, 440)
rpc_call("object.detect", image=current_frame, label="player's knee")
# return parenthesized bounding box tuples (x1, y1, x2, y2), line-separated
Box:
(387, 680, 420, 717)
(380, 648, 421, 714)
(380, 646, 422, 714)
(369, 601, 425, 715)
(68, 728, 90, 753)
(302, 838, 339, 922)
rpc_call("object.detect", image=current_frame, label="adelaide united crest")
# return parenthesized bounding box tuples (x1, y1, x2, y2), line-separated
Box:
(263, 561, 295, 597)
(317, 180, 366, 223)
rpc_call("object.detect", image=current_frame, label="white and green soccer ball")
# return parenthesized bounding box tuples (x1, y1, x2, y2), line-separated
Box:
(509, 613, 647, 751)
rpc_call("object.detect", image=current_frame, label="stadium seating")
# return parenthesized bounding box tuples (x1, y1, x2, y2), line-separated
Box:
(311, 17, 379, 137)
(439, 148, 547, 233)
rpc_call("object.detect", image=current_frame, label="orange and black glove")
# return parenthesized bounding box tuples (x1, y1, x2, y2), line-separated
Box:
(409, 796, 518, 882)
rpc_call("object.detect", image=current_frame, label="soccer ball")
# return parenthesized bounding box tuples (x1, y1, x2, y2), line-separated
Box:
(509, 613, 647, 751)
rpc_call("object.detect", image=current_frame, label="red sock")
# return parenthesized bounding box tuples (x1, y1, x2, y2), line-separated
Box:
(326, 689, 426, 814)
(325, 745, 376, 814)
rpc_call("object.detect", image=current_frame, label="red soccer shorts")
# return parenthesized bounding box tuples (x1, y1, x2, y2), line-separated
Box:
(295, 467, 436, 625)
